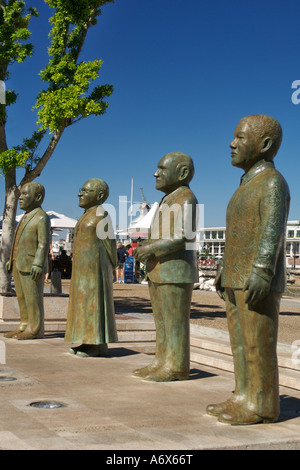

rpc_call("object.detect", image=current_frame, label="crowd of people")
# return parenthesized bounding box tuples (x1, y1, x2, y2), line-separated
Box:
(45, 248, 73, 281)
(45, 240, 138, 283)
(115, 241, 136, 283)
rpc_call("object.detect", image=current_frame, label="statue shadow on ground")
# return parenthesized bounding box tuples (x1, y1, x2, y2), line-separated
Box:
(190, 302, 226, 321)
(44, 332, 65, 339)
(189, 368, 217, 380)
(43, 334, 220, 370)
(44, 334, 142, 357)
(114, 297, 152, 314)
(279, 310, 300, 317)
(114, 296, 227, 320)
(43, 337, 300, 421)
(278, 394, 300, 422)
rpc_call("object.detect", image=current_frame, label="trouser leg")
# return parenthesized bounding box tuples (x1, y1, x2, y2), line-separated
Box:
(15, 268, 44, 338)
(225, 288, 248, 403)
(206, 288, 247, 416)
(236, 289, 280, 419)
(4, 267, 28, 337)
(145, 282, 193, 381)
(135, 281, 193, 381)
(132, 280, 165, 377)
(149, 280, 167, 366)
(161, 283, 193, 373)
(226, 287, 280, 419)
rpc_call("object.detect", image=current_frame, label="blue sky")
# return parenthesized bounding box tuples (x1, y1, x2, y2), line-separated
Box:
(1, 0, 300, 229)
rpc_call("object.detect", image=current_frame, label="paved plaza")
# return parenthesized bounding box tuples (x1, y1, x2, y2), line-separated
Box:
(0, 284, 300, 451)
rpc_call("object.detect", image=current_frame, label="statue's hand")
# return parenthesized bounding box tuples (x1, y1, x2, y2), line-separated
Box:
(214, 264, 225, 301)
(243, 271, 271, 306)
(133, 244, 154, 262)
(31, 265, 43, 281)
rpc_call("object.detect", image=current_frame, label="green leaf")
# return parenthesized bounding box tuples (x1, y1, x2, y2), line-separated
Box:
(0, 148, 29, 176)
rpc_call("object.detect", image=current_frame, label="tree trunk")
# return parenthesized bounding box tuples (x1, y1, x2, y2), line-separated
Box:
(0, 128, 65, 293)
(0, 167, 19, 293)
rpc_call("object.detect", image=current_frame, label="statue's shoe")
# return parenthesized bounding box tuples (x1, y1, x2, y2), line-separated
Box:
(143, 366, 189, 382)
(4, 329, 23, 338)
(206, 398, 239, 417)
(218, 406, 278, 425)
(4, 324, 27, 338)
(74, 344, 108, 357)
(132, 360, 161, 378)
(13, 331, 43, 340)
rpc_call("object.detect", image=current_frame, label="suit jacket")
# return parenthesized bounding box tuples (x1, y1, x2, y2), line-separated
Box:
(221, 160, 290, 292)
(8, 207, 50, 273)
(146, 185, 198, 284)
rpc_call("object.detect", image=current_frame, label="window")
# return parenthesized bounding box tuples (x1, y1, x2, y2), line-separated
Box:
(288, 230, 294, 238)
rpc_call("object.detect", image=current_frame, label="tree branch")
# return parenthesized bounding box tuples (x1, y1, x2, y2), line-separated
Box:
(19, 127, 64, 187)
(73, 7, 97, 62)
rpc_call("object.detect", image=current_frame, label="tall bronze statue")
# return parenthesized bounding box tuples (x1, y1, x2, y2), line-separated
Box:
(207, 115, 290, 425)
(133, 152, 198, 381)
(64, 178, 118, 357)
(5, 182, 50, 340)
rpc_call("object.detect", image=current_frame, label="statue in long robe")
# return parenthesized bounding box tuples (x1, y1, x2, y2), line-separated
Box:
(64, 178, 118, 357)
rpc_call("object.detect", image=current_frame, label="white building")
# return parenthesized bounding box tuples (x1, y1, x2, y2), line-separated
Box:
(197, 220, 300, 269)
(197, 227, 225, 259)
(286, 221, 300, 269)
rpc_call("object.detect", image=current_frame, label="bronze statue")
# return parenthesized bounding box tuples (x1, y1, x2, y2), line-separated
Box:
(207, 115, 290, 425)
(4, 182, 50, 340)
(64, 178, 118, 357)
(133, 152, 198, 381)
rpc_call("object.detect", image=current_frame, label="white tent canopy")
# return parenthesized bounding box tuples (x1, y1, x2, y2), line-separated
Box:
(46, 211, 77, 229)
(128, 202, 159, 233)
(116, 202, 159, 239)
(15, 211, 78, 229)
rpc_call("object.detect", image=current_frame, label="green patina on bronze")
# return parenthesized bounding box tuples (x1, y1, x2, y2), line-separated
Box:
(209, 115, 290, 425)
(133, 152, 198, 382)
(5, 182, 50, 340)
(64, 178, 118, 358)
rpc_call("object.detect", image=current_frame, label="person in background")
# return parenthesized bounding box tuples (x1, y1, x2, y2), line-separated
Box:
(125, 241, 133, 256)
(116, 242, 128, 283)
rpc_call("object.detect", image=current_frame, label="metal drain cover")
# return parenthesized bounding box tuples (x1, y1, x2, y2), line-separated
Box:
(29, 401, 65, 409)
(0, 376, 17, 382)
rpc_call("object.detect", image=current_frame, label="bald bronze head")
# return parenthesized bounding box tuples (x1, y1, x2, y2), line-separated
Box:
(154, 152, 195, 194)
(78, 178, 109, 210)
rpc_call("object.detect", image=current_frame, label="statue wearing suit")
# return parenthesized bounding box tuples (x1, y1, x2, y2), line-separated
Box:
(207, 115, 290, 425)
(5, 182, 50, 340)
(64, 178, 118, 357)
(133, 152, 198, 381)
